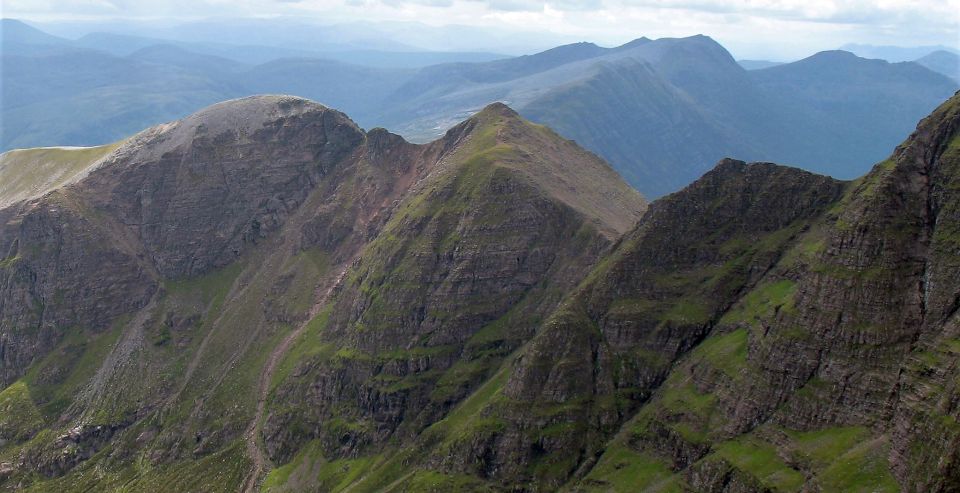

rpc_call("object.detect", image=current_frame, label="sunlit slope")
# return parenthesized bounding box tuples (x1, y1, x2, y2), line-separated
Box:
(0, 142, 122, 208)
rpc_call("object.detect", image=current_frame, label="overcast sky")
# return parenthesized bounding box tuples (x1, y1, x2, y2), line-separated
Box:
(4, 0, 959, 59)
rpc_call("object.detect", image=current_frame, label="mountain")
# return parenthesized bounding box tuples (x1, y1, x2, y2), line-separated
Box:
(72, 32, 319, 63)
(554, 91, 960, 492)
(368, 39, 957, 197)
(0, 20, 495, 152)
(30, 18, 579, 56)
(70, 30, 507, 67)
(915, 50, 960, 82)
(127, 44, 249, 75)
(95, 17, 424, 53)
(236, 59, 412, 120)
(2, 90, 960, 492)
(2, 18, 506, 69)
(3, 22, 958, 198)
(0, 19, 71, 54)
(0, 95, 645, 491)
(0, 46, 242, 151)
(840, 42, 960, 62)
(749, 50, 957, 177)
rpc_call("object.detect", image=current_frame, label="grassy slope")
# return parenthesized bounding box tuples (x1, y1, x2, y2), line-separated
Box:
(0, 143, 122, 208)
(454, 103, 647, 237)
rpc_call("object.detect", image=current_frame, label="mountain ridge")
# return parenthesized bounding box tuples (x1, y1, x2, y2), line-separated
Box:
(5, 23, 957, 198)
(0, 95, 647, 491)
(2, 89, 960, 491)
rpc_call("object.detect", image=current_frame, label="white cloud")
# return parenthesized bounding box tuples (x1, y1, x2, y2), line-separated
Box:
(4, 0, 958, 59)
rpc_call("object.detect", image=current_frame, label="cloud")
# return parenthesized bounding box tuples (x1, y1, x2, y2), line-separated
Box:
(380, 0, 455, 7)
(4, 0, 957, 59)
(474, 0, 601, 12)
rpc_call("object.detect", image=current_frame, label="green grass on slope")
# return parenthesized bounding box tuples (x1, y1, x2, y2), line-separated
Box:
(0, 142, 122, 208)
(262, 439, 327, 492)
(108, 262, 247, 430)
(20, 318, 128, 422)
(0, 381, 44, 443)
(258, 107, 616, 493)
(577, 444, 681, 492)
(784, 426, 870, 469)
(719, 279, 796, 326)
(785, 428, 900, 492)
(8, 240, 330, 491)
(695, 328, 748, 379)
(428, 366, 510, 452)
(0, 261, 249, 489)
(314, 369, 512, 493)
(21, 439, 251, 493)
(268, 306, 334, 393)
(579, 313, 900, 492)
(711, 436, 806, 491)
(386, 470, 496, 492)
(458, 103, 645, 237)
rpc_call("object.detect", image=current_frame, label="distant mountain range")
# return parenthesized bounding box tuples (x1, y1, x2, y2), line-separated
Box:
(741, 47, 959, 81)
(840, 42, 960, 62)
(914, 50, 960, 82)
(2, 18, 958, 197)
(31, 17, 585, 56)
(837, 43, 960, 82)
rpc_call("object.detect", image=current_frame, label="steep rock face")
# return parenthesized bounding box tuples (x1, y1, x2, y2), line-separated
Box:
(261, 103, 645, 465)
(886, 96, 960, 491)
(571, 93, 960, 492)
(423, 159, 845, 488)
(80, 95, 366, 278)
(739, 90, 951, 432)
(0, 95, 441, 486)
(0, 95, 366, 390)
(0, 192, 157, 388)
(315, 94, 957, 492)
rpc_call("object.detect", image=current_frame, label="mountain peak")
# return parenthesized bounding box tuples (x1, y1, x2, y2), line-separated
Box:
(891, 91, 960, 175)
(473, 101, 520, 120)
(1, 18, 69, 46)
(113, 95, 360, 163)
(179, 94, 331, 130)
(807, 49, 864, 62)
(616, 37, 651, 50)
(440, 99, 646, 237)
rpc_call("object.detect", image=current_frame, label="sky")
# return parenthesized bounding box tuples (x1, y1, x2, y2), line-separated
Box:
(4, 0, 959, 59)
